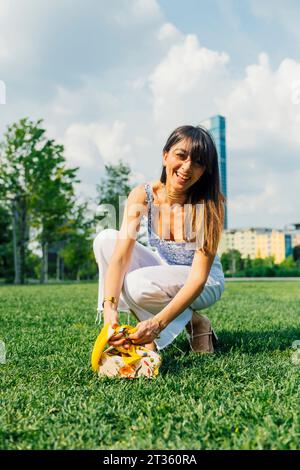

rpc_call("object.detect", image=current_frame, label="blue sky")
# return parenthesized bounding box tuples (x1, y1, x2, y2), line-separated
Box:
(159, 0, 300, 71)
(0, 0, 299, 229)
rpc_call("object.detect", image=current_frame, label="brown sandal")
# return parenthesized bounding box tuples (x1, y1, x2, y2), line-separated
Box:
(186, 313, 218, 353)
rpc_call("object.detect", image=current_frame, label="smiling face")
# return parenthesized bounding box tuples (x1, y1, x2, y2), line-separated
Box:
(163, 137, 206, 191)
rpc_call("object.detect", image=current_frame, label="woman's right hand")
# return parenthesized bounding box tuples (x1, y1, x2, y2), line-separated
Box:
(103, 306, 127, 347)
(103, 305, 119, 328)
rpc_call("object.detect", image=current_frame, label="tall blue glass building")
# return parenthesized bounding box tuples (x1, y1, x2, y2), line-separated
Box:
(200, 115, 228, 229)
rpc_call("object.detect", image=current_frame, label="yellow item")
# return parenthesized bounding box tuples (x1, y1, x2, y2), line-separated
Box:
(91, 323, 114, 372)
(91, 324, 161, 379)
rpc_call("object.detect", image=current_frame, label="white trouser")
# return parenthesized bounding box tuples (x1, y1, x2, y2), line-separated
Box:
(93, 228, 224, 350)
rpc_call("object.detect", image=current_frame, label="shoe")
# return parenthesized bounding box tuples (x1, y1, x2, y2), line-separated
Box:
(185, 313, 218, 353)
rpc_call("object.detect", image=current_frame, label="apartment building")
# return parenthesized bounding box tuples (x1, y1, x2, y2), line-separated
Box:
(218, 228, 290, 263)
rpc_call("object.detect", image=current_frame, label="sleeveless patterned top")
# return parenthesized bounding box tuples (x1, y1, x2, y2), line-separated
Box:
(143, 182, 197, 266)
(143, 183, 223, 274)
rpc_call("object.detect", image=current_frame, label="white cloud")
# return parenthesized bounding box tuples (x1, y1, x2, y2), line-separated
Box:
(112, 0, 161, 25)
(250, 0, 300, 40)
(63, 120, 133, 168)
(148, 34, 230, 133)
(230, 169, 300, 228)
(61, 120, 140, 202)
(221, 53, 300, 151)
(0, 0, 299, 230)
(147, 38, 300, 227)
(157, 22, 182, 43)
(48, 84, 120, 123)
(132, 0, 161, 20)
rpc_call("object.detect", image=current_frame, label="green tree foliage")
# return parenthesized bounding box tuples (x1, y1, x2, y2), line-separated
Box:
(60, 203, 97, 281)
(220, 251, 300, 277)
(251, 256, 276, 277)
(220, 249, 243, 275)
(27, 134, 79, 283)
(276, 255, 300, 277)
(0, 119, 35, 283)
(96, 160, 132, 230)
(0, 118, 79, 283)
(293, 245, 300, 262)
(0, 205, 14, 282)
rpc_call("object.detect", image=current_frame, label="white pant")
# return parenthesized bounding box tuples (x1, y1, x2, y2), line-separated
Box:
(93, 228, 224, 350)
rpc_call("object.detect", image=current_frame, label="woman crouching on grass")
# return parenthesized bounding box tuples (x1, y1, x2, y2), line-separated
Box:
(93, 125, 225, 353)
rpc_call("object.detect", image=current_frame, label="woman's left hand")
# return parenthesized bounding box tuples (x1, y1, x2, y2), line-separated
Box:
(128, 318, 162, 345)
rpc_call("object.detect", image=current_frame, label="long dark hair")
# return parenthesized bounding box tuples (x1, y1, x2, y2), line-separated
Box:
(160, 125, 225, 255)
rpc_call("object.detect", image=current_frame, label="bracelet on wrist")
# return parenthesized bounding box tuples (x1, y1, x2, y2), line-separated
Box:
(153, 317, 164, 338)
(155, 316, 164, 330)
(102, 296, 117, 308)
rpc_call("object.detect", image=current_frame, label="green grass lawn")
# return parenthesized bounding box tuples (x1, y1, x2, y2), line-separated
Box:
(0, 281, 300, 450)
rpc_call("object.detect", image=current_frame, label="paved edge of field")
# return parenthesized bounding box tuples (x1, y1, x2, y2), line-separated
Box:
(225, 277, 300, 281)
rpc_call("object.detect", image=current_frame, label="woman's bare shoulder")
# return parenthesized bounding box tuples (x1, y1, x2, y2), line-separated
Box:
(129, 180, 162, 203)
(128, 183, 148, 205)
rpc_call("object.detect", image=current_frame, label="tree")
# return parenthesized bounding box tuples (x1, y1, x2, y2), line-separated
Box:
(60, 203, 97, 281)
(276, 255, 300, 277)
(251, 257, 267, 276)
(221, 250, 243, 275)
(96, 160, 133, 231)
(220, 252, 230, 272)
(28, 139, 78, 283)
(0, 118, 79, 283)
(0, 118, 39, 283)
(244, 255, 252, 276)
(0, 205, 14, 282)
(293, 245, 300, 262)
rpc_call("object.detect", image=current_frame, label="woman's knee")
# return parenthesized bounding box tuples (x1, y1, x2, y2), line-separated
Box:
(93, 228, 118, 260)
(191, 281, 223, 310)
(123, 269, 166, 309)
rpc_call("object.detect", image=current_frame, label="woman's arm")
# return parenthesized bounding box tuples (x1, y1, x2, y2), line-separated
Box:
(128, 249, 215, 344)
(155, 249, 215, 328)
(101, 185, 147, 327)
